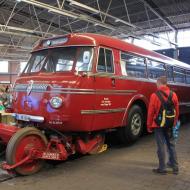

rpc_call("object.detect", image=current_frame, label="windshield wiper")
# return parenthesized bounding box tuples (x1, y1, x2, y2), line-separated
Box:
(34, 56, 46, 70)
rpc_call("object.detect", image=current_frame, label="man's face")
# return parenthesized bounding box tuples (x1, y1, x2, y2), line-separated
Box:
(0, 92, 3, 96)
(156, 81, 161, 89)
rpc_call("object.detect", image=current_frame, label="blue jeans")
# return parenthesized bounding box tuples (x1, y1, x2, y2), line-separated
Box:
(154, 127, 178, 171)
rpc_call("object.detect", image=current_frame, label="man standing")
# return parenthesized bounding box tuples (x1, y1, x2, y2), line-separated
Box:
(147, 76, 179, 175)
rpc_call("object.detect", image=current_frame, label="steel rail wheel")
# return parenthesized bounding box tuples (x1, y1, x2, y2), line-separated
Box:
(6, 127, 48, 175)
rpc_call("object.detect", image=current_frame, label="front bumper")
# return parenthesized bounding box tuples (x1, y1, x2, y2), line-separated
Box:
(12, 113, 44, 123)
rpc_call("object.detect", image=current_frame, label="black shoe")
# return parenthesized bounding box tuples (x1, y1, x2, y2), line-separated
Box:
(152, 168, 167, 175)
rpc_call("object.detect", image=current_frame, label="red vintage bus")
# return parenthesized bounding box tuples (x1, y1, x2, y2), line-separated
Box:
(0, 33, 190, 175)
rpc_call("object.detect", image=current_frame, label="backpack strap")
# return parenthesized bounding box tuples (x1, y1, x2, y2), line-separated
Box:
(159, 90, 173, 104)
(155, 91, 166, 127)
(155, 90, 174, 111)
(155, 90, 165, 106)
(167, 90, 173, 103)
(159, 90, 168, 98)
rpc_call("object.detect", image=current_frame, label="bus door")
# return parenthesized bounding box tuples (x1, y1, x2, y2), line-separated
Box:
(92, 47, 123, 131)
(73, 46, 96, 131)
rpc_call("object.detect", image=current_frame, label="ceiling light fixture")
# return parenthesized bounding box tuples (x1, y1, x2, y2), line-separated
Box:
(20, 0, 78, 19)
(67, 0, 99, 14)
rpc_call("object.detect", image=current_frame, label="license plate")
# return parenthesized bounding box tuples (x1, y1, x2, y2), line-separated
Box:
(42, 152, 60, 160)
(16, 114, 30, 121)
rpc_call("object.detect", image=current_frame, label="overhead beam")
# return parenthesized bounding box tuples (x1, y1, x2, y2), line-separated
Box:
(66, 0, 137, 28)
(19, 0, 136, 32)
(139, 0, 176, 31)
(0, 53, 28, 58)
(19, 0, 80, 19)
(0, 24, 54, 37)
(0, 44, 32, 50)
(0, 0, 179, 51)
(0, 6, 70, 36)
(18, 0, 178, 47)
(0, 30, 38, 38)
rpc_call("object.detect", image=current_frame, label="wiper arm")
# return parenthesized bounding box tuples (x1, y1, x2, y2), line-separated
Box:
(34, 56, 46, 70)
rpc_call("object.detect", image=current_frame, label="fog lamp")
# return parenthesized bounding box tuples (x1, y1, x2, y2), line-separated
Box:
(49, 97, 63, 109)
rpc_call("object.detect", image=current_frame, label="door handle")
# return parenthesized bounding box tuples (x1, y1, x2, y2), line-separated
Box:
(111, 78, 116, 86)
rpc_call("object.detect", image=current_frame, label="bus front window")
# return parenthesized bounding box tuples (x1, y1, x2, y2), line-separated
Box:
(23, 47, 93, 74)
(24, 50, 48, 73)
(53, 48, 77, 72)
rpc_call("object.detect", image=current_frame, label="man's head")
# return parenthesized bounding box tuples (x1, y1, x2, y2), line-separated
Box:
(157, 76, 167, 88)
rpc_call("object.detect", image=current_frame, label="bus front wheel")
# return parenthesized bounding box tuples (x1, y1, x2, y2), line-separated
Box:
(117, 105, 144, 144)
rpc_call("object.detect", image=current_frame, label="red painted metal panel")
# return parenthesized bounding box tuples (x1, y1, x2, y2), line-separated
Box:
(0, 124, 19, 143)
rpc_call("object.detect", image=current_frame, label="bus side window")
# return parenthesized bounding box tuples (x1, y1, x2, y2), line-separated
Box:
(186, 71, 190, 84)
(97, 48, 106, 72)
(147, 60, 166, 79)
(105, 49, 114, 73)
(167, 66, 174, 82)
(120, 52, 146, 78)
(120, 59, 127, 76)
(97, 48, 114, 73)
(174, 67, 185, 83)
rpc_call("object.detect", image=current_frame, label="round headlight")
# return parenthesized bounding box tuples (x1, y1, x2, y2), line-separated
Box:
(50, 97, 63, 109)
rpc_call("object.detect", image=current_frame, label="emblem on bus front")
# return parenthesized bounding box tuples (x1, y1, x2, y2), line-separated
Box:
(27, 80, 34, 96)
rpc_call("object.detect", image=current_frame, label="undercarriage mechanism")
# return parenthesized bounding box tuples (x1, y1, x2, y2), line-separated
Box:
(0, 123, 107, 175)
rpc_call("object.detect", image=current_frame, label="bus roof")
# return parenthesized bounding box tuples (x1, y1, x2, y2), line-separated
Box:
(34, 33, 190, 70)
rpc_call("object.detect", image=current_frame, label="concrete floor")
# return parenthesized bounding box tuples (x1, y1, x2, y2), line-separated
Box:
(0, 123, 190, 190)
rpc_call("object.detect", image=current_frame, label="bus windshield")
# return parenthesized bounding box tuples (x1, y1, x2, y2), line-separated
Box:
(23, 47, 93, 73)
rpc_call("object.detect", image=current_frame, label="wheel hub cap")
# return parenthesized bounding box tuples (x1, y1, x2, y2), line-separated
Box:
(131, 113, 142, 136)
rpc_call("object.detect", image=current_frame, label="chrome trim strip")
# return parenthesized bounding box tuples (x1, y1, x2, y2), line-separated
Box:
(179, 102, 190, 107)
(13, 113, 44, 123)
(50, 87, 136, 93)
(14, 84, 48, 91)
(88, 73, 190, 87)
(51, 87, 95, 91)
(81, 108, 126, 115)
(13, 90, 134, 95)
(88, 73, 153, 82)
(13, 86, 137, 95)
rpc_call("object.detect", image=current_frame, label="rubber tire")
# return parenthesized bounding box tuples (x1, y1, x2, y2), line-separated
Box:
(117, 105, 144, 144)
(6, 127, 48, 176)
(0, 143, 6, 156)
